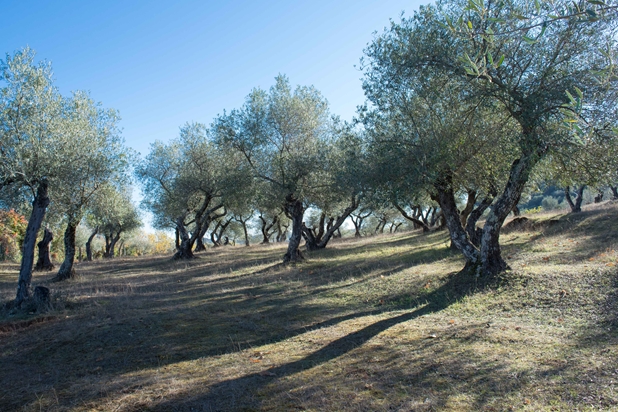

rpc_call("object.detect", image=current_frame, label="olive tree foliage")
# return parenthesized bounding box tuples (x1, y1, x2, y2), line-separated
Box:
(214, 75, 338, 263)
(137, 122, 250, 259)
(362, 0, 618, 276)
(51, 92, 130, 280)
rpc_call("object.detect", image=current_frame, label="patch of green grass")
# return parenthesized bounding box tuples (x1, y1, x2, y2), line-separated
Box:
(1, 202, 618, 411)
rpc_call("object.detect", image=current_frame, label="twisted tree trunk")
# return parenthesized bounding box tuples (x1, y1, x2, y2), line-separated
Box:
(434, 173, 479, 268)
(283, 195, 304, 263)
(34, 228, 54, 271)
(85, 226, 98, 261)
(564, 185, 585, 213)
(55, 219, 80, 281)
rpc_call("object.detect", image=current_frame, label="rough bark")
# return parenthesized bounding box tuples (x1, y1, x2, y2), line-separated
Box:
(434, 174, 479, 266)
(480, 148, 545, 277)
(195, 206, 225, 251)
(283, 195, 304, 263)
(465, 192, 495, 247)
(55, 219, 79, 281)
(394, 203, 430, 232)
(86, 226, 98, 261)
(173, 216, 195, 260)
(16, 181, 50, 307)
(34, 228, 54, 271)
(564, 185, 585, 213)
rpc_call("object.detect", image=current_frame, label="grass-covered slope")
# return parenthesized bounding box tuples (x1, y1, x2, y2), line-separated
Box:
(1, 202, 618, 411)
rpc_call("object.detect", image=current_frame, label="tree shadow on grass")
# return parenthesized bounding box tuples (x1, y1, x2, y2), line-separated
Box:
(147, 269, 504, 411)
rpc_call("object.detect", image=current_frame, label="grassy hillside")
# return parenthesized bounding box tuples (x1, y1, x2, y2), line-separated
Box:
(1, 202, 618, 411)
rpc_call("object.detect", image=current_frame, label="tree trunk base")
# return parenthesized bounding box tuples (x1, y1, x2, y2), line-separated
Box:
(173, 249, 195, 260)
(54, 268, 76, 282)
(34, 262, 55, 271)
(283, 249, 304, 263)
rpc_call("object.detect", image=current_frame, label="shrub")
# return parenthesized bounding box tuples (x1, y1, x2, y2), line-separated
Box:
(541, 196, 559, 211)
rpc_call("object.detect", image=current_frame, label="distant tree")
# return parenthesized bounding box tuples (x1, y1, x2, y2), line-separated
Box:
(137, 123, 250, 259)
(214, 75, 336, 263)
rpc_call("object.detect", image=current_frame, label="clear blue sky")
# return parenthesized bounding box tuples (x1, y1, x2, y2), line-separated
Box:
(2, 0, 426, 157)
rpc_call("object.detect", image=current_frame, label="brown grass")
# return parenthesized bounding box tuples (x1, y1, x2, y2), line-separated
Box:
(1, 202, 618, 411)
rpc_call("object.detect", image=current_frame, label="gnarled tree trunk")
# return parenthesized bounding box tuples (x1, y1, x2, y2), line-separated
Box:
(55, 219, 79, 281)
(480, 147, 545, 277)
(283, 195, 304, 263)
(34, 228, 54, 271)
(173, 216, 195, 260)
(465, 191, 495, 247)
(564, 185, 585, 213)
(302, 197, 358, 251)
(16, 181, 50, 307)
(434, 173, 479, 268)
(85, 226, 98, 261)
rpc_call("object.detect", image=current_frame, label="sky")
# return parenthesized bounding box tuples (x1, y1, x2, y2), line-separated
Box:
(1, 0, 426, 229)
(1, 0, 428, 155)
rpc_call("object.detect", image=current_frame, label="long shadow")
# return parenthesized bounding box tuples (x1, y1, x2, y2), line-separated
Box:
(148, 268, 497, 411)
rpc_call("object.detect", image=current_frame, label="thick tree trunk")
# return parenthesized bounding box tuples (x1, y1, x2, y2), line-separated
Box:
(34, 228, 54, 271)
(16, 181, 50, 307)
(465, 192, 495, 247)
(283, 195, 304, 263)
(173, 217, 195, 260)
(611, 186, 618, 200)
(55, 220, 79, 281)
(565, 185, 585, 213)
(434, 175, 479, 267)
(394, 203, 430, 232)
(85, 226, 98, 261)
(175, 228, 180, 250)
(480, 148, 544, 277)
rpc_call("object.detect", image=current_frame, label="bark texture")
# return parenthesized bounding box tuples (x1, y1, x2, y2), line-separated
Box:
(16, 181, 50, 307)
(173, 216, 195, 260)
(480, 148, 544, 276)
(434, 174, 479, 266)
(283, 195, 304, 263)
(34, 228, 54, 271)
(85, 226, 98, 261)
(55, 220, 79, 281)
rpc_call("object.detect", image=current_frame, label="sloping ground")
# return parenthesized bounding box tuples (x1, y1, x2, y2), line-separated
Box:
(1, 202, 617, 411)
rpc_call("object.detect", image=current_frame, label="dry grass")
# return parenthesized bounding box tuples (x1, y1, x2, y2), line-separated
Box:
(1, 202, 618, 411)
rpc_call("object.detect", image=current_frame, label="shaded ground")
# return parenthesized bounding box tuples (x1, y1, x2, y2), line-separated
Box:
(1, 202, 617, 411)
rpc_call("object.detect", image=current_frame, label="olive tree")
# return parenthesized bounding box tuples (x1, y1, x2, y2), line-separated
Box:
(137, 123, 250, 259)
(52, 92, 130, 280)
(0, 49, 64, 304)
(214, 75, 335, 263)
(362, 0, 618, 276)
